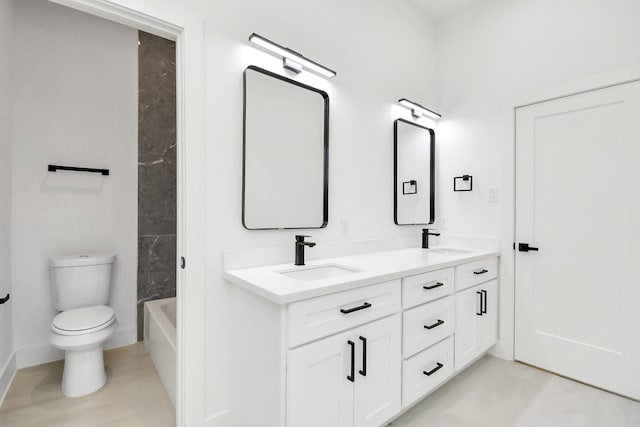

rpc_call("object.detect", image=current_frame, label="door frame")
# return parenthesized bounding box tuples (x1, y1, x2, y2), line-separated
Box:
(47, 1, 206, 425)
(507, 67, 640, 361)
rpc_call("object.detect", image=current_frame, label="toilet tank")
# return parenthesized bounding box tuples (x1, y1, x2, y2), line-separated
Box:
(50, 253, 116, 311)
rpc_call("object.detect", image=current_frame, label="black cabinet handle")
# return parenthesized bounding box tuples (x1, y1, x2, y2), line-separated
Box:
(424, 319, 444, 330)
(473, 269, 489, 275)
(359, 336, 367, 377)
(0, 294, 9, 304)
(347, 340, 355, 382)
(340, 302, 372, 314)
(423, 362, 444, 376)
(481, 290, 487, 314)
(423, 282, 445, 290)
(476, 291, 483, 316)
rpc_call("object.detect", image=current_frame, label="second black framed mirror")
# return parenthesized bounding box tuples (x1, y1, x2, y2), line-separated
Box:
(394, 118, 435, 225)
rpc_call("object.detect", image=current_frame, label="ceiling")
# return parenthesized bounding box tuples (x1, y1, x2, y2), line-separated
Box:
(409, 0, 485, 21)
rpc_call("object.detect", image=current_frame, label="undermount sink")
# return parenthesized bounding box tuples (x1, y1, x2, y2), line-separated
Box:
(427, 247, 475, 255)
(278, 264, 362, 282)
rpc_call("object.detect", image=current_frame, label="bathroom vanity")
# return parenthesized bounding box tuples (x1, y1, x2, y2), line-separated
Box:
(225, 247, 499, 427)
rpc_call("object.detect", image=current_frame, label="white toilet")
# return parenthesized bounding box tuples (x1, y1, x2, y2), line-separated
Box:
(49, 253, 118, 397)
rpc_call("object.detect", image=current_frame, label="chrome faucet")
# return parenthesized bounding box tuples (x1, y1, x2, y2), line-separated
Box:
(422, 228, 440, 249)
(295, 235, 316, 266)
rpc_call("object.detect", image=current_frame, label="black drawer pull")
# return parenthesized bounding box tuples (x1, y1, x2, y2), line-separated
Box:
(0, 294, 9, 304)
(473, 269, 489, 275)
(423, 282, 444, 290)
(481, 289, 487, 314)
(423, 362, 444, 376)
(424, 319, 444, 330)
(347, 340, 355, 382)
(340, 302, 372, 314)
(476, 291, 483, 316)
(359, 336, 367, 377)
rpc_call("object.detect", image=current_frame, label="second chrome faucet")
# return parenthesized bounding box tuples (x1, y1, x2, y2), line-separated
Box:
(295, 235, 316, 265)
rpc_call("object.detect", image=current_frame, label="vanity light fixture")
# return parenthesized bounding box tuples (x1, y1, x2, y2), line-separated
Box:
(248, 33, 337, 78)
(398, 98, 442, 120)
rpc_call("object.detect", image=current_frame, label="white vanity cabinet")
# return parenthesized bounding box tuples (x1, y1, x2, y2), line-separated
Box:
(226, 249, 500, 427)
(288, 315, 401, 427)
(455, 280, 498, 370)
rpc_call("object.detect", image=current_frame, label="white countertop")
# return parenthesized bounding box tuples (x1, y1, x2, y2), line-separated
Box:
(224, 246, 500, 304)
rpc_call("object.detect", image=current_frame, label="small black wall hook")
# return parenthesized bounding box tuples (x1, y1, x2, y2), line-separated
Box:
(0, 294, 9, 304)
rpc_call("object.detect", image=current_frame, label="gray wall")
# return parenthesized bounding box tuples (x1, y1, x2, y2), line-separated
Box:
(137, 31, 177, 340)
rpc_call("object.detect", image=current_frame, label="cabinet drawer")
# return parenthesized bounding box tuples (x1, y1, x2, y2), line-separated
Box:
(455, 257, 498, 291)
(402, 267, 454, 309)
(288, 280, 401, 347)
(402, 296, 455, 358)
(402, 336, 454, 408)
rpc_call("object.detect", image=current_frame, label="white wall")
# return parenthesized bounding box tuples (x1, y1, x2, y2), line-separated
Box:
(0, 0, 16, 403)
(434, 0, 640, 359)
(11, 0, 138, 367)
(180, 0, 440, 421)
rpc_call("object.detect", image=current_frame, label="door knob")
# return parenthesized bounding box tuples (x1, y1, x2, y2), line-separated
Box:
(518, 243, 539, 252)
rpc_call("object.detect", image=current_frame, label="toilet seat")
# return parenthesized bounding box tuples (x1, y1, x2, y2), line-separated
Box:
(52, 305, 115, 336)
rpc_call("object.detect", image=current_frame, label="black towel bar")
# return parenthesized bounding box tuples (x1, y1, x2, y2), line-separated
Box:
(48, 164, 109, 176)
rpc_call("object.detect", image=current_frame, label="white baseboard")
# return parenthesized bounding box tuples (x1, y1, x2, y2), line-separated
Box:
(205, 409, 231, 427)
(16, 327, 137, 368)
(0, 352, 17, 408)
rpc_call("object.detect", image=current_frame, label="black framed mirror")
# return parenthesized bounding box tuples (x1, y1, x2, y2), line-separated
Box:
(394, 118, 435, 225)
(243, 66, 329, 230)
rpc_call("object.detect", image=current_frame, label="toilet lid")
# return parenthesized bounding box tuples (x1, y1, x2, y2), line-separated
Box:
(52, 305, 115, 334)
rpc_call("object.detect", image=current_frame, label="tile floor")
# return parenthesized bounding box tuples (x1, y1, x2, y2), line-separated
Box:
(390, 355, 640, 427)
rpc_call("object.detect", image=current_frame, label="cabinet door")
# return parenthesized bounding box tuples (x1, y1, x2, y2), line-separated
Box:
(478, 280, 498, 350)
(353, 315, 401, 427)
(454, 284, 484, 370)
(455, 281, 498, 371)
(288, 329, 354, 427)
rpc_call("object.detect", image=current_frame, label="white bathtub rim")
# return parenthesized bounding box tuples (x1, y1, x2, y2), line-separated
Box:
(144, 297, 177, 407)
(145, 297, 176, 353)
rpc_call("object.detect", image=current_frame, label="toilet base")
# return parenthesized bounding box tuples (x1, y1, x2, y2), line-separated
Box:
(50, 320, 117, 398)
(61, 345, 108, 397)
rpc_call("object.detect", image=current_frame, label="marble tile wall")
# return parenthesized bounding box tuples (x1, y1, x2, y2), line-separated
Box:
(137, 31, 177, 340)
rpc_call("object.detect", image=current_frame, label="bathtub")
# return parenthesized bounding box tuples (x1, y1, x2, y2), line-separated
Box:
(144, 297, 176, 407)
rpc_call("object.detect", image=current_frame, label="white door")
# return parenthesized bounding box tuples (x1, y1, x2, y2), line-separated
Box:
(287, 329, 355, 427)
(515, 81, 640, 400)
(353, 315, 401, 427)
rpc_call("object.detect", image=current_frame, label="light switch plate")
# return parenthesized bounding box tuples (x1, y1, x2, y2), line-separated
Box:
(488, 187, 498, 202)
(340, 218, 350, 237)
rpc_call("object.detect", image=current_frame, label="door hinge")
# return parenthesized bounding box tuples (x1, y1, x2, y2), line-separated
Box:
(180, 256, 186, 269)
